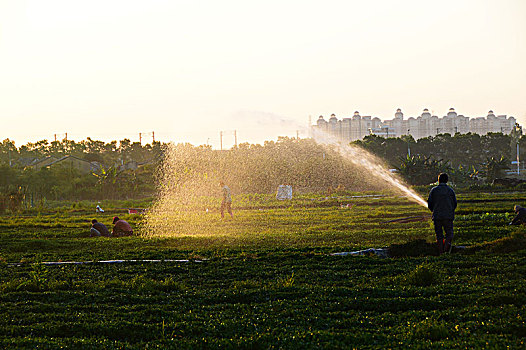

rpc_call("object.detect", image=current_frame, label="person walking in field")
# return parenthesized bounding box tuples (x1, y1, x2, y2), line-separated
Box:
(220, 181, 233, 219)
(510, 205, 526, 225)
(90, 219, 111, 237)
(428, 173, 457, 254)
(112, 216, 133, 236)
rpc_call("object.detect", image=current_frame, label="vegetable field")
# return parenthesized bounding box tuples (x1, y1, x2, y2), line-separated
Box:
(1, 192, 525, 349)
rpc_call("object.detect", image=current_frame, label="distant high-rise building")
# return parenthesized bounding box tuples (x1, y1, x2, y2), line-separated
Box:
(312, 108, 518, 142)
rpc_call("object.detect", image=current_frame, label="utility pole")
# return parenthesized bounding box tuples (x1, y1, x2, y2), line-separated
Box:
(296, 130, 300, 140)
(139, 132, 155, 144)
(219, 130, 238, 149)
(407, 129, 411, 157)
(65, 133, 67, 141)
(54, 134, 57, 142)
(517, 142, 520, 175)
(515, 123, 522, 175)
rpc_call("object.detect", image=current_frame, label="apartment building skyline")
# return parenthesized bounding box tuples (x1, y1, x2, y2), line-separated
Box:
(312, 108, 519, 142)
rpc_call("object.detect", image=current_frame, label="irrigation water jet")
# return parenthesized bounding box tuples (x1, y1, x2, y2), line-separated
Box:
(312, 129, 428, 208)
(145, 120, 428, 238)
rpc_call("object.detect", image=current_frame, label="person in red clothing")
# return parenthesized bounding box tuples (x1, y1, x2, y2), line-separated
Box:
(112, 216, 133, 237)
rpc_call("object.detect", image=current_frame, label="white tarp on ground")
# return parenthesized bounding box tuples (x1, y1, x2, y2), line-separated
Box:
(330, 248, 390, 258)
(276, 185, 293, 200)
(330, 246, 466, 258)
(8, 259, 204, 267)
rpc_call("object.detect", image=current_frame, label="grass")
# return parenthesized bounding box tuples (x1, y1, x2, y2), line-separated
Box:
(0, 191, 526, 348)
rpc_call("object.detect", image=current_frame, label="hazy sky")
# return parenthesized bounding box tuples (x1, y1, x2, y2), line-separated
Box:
(1, 0, 525, 148)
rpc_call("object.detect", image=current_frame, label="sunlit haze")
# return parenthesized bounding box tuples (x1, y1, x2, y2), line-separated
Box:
(1, 0, 525, 148)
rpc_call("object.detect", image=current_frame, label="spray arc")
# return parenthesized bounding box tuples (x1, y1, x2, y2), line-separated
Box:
(144, 125, 429, 238)
(312, 129, 428, 208)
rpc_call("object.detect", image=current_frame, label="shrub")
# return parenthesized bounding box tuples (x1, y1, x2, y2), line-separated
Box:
(231, 279, 262, 290)
(409, 318, 450, 340)
(275, 272, 295, 288)
(1, 264, 52, 292)
(157, 277, 185, 292)
(486, 231, 526, 254)
(403, 263, 438, 287)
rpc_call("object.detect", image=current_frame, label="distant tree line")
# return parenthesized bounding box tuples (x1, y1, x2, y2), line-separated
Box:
(0, 138, 161, 166)
(0, 137, 385, 211)
(0, 138, 163, 210)
(354, 131, 525, 185)
(1, 132, 523, 211)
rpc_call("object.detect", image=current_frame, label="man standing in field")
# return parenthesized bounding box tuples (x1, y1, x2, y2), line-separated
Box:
(428, 173, 457, 254)
(220, 181, 233, 219)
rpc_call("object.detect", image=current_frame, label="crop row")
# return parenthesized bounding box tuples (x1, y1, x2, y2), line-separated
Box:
(1, 250, 525, 348)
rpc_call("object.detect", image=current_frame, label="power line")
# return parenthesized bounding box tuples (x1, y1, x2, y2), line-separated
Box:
(3, 128, 305, 150)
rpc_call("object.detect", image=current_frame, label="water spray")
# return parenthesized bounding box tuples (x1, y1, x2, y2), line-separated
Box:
(144, 116, 429, 238)
(231, 110, 427, 207)
(311, 129, 428, 208)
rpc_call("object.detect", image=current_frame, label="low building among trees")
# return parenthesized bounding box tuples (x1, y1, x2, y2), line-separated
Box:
(39, 155, 101, 174)
(32, 156, 60, 170)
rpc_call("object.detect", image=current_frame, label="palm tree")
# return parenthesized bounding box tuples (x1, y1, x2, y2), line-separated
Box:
(397, 155, 451, 185)
(92, 165, 118, 199)
(485, 156, 509, 182)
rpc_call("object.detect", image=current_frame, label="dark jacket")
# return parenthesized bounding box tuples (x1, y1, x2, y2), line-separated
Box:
(428, 183, 457, 220)
(92, 222, 110, 236)
(511, 207, 526, 225)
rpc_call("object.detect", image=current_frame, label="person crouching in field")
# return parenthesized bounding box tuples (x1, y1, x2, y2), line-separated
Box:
(428, 173, 457, 255)
(510, 205, 526, 225)
(112, 216, 133, 237)
(90, 219, 111, 237)
(220, 181, 233, 219)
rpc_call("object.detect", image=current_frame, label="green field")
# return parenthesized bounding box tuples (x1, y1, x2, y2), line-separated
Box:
(1, 192, 526, 349)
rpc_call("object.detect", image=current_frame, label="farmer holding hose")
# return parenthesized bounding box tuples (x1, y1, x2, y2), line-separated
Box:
(427, 173, 457, 255)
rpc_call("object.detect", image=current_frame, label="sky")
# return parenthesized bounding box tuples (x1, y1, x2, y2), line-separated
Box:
(1, 0, 525, 149)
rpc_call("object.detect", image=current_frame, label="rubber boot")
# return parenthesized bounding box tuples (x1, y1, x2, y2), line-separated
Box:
(444, 238, 453, 254)
(436, 239, 444, 255)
